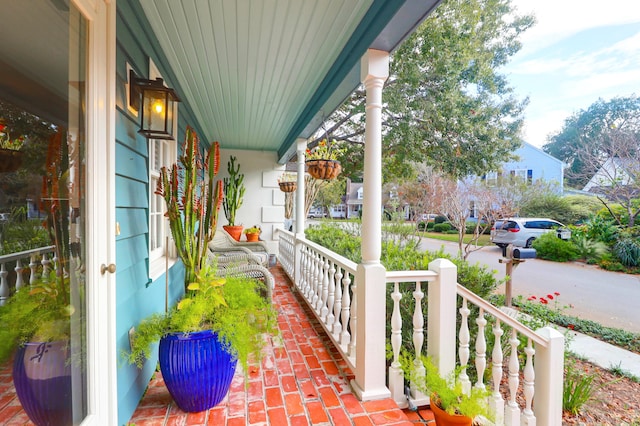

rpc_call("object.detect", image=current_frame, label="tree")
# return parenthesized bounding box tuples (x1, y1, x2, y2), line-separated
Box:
(575, 128, 640, 227)
(544, 95, 640, 188)
(315, 178, 345, 218)
(316, 0, 533, 182)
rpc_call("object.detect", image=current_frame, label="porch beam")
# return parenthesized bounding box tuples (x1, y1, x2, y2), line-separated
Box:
(351, 49, 390, 401)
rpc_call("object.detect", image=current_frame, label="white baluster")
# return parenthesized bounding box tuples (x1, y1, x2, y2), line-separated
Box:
(389, 282, 404, 404)
(326, 261, 336, 327)
(491, 319, 505, 425)
(301, 246, 310, 297)
(348, 277, 357, 357)
(14, 259, 25, 291)
(312, 253, 321, 308)
(41, 253, 51, 280)
(475, 308, 487, 390)
(340, 273, 352, 347)
(332, 267, 343, 336)
(310, 251, 319, 304)
(29, 254, 38, 285)
(0, 263, 8, 306)
(458, 298, 472, 394)
(411, 281, 427, 401)
(522, 339, 536, 425)
(318, 257, 329, 318)
(505, 329, 521, 425)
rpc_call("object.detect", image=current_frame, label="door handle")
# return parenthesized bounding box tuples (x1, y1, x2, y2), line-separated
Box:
(101, 263, 116, 275)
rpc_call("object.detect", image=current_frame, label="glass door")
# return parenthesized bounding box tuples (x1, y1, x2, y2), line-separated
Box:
(0, 0, 115, 424)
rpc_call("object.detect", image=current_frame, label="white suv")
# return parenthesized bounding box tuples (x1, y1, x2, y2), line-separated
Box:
(490, 218, 571, 248)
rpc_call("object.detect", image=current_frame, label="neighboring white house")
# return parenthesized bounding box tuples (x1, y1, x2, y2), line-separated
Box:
(583, 157, 639, 193)
(481, 141, 565, 194)
(345, 179, 363, 219)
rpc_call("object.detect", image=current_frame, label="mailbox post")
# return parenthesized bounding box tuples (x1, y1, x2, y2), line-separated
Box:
(500, 244, 536, 307)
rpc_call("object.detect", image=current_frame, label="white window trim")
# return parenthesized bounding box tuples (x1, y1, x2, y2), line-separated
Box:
(486, 171, 498, 186)
(147, 60, 177, 280)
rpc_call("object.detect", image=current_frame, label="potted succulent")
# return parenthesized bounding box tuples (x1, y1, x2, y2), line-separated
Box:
(243, 225, 261, 242)
(402, 354, 491, 426)
(222, 156, 246, 241)
(277, 172, 297, 192)
(131, 127, 277, 412)
(305, 139, 344, 180)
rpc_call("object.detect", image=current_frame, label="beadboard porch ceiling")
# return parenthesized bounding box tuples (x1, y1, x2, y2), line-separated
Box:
(137, 0, 441, 162)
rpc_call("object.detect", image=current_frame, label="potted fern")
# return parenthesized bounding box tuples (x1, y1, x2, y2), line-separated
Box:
(402, 354, 491, 426)
(129, 127, 277, 412)
(222, 155, 245, 241)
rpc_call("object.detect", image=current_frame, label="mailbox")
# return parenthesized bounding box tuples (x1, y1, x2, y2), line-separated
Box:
(503, 244, 536, 259)
(512, 247, 536, 259)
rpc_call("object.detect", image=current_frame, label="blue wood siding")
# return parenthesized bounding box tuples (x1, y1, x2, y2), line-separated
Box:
(115, 2, 209, 424)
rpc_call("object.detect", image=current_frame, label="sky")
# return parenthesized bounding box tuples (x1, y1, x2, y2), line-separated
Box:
(504, 0, 640, 148)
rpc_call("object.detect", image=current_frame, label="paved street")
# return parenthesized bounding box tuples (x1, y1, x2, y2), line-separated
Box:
(418, 237, 640, 334)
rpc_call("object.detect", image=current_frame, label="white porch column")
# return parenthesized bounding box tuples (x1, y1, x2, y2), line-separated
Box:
(295, 138, 307, 235)
(533, 327, 564, 426)
(351, 49, 390, 401)
(427, 258, 458, 379)
(294, 138, 307, 284)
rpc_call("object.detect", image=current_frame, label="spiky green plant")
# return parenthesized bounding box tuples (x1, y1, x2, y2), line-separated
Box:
(155, 126, 223, 288)
(222, 155, 245, 226)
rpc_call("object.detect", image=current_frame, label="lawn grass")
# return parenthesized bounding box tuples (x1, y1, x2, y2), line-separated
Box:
(419, 231, 493, 246)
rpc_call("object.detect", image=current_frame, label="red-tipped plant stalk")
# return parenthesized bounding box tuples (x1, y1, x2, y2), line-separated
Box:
(155, 126, 223, 290)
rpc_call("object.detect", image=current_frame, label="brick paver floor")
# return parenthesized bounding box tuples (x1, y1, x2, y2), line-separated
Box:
(0, 264, 435, 425)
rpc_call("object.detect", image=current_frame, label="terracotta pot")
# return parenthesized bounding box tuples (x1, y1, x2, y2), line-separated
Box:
(245, 233, 259, 242)
(278, 181, 297, 192)
(430, 397, 473, 426)
(223, 225, 243, 241)
(306, 159, 341, 180)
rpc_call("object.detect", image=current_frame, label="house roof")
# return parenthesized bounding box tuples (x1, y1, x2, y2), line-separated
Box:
(136, 0, 441, 163)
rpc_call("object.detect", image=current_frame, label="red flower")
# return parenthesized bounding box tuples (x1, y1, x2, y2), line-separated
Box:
(540, 298, 548, 304)
(567, 324, 575, 330)
(528, 295, 537, 300)
(554, 292, 560, 296)
(547, 294, 554, 300)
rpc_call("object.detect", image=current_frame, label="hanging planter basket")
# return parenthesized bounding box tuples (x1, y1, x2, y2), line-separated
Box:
(278, 181, 297, 192)
(306, 159, 342, 180)
(0, 149, 23, 173)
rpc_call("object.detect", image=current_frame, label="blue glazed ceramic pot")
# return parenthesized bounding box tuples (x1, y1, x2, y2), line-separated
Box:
(158, 330, 237, 412)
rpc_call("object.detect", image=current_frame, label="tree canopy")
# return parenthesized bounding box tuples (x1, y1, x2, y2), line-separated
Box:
(544, 95, 640, 189)
(321, 0, 534, 181)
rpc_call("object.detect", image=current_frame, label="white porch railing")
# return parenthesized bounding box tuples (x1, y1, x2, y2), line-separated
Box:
(278, 230, 564, 426)
(0, 245, 56, 306)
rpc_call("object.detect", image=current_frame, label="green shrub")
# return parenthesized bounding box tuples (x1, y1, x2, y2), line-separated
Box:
(520, 193, 571, 224)
(434, 215, 448, 224)
(571, 234, 609, 263)
(417, 221, 427, 231)
(574, 215, 619, 245)
(426, 222, 435, 230)
(564, 195, 607, 224)
(614, 238, 640, 267)
(531, 232, 579, 262)
(433, 223, 452, 233)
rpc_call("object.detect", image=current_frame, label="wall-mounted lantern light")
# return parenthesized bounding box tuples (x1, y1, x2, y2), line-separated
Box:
(129, 69, 181, 140)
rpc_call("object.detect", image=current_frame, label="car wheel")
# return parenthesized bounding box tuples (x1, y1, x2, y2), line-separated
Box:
(525, 237, 535, 248)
